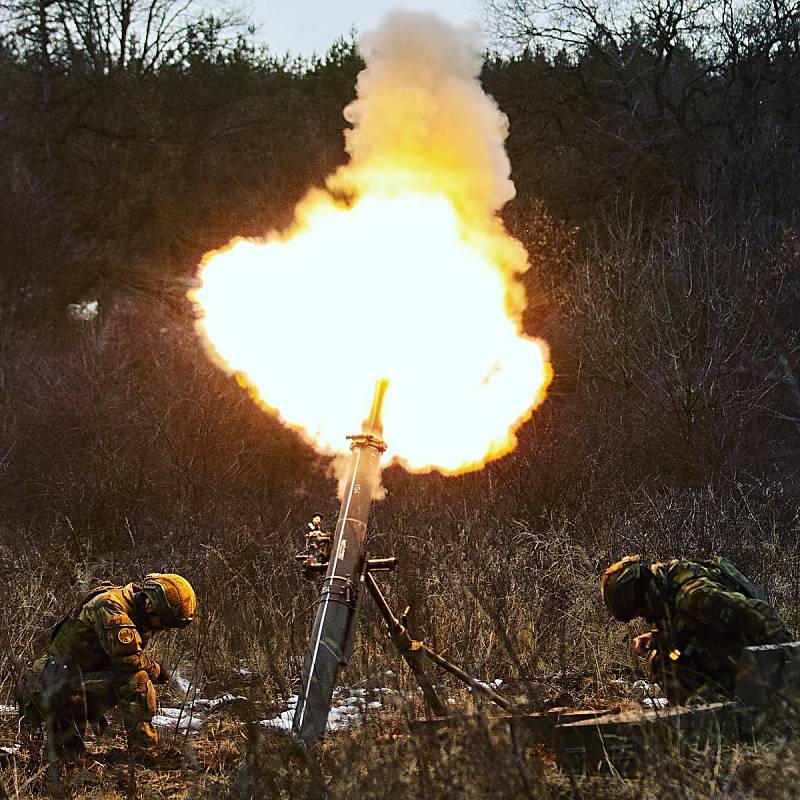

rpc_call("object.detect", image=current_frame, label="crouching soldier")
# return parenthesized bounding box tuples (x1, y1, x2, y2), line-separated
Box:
(19, 573, 196, 762)
(600, 555, 790, 703)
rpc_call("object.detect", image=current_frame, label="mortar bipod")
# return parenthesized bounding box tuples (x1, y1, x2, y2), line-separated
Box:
(363, 556, 512, 715)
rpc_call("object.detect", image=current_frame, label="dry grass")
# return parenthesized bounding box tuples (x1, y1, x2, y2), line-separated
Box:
(4, 704, 800, 799)
(0, 508, 797, 799)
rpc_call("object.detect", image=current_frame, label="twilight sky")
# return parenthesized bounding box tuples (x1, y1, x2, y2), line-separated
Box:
(245, 0, 483, 57)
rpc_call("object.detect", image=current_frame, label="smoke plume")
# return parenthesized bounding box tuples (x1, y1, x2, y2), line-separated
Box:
(328, 12, 528, 306)
(336, 13, 513, 210)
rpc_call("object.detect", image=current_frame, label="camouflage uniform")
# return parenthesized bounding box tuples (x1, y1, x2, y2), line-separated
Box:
(21, 582, 167, 758)
(601, 556, 790, 703)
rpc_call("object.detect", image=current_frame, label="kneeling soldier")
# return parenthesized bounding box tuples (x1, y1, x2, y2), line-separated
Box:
(600, 555, 790, 703)
(20, 573, 196, 761)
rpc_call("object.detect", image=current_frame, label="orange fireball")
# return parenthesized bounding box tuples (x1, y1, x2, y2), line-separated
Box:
(190, 13, 552, 474)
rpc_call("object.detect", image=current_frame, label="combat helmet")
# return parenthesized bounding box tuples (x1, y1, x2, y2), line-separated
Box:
(142, 573, 197, 628)
(600, 556, 649, 622)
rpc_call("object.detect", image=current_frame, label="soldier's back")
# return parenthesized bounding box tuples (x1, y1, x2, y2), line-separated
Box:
(49, 584, 128, 672)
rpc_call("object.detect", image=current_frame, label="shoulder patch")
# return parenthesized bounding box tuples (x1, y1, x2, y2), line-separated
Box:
(118, 628, 136, 645)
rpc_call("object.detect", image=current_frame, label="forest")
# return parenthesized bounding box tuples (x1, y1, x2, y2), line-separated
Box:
(0, 0, 799, 797)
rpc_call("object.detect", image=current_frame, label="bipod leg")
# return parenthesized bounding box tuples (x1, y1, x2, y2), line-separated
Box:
(420, 647, 512, 710)
(364, 572, 447, 717)
(364, 573, 512, 712)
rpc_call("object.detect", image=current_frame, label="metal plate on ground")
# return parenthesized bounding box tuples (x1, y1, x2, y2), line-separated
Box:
(555, 702, 740, 774)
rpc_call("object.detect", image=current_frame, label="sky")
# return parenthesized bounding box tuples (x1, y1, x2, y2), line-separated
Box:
(244, 0, 484, 57)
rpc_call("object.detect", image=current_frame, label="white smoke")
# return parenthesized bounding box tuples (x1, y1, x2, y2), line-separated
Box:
(332, 12, 518, 227)
(328, 454, 387, 502)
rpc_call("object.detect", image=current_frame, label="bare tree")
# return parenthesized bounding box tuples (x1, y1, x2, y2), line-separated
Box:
(1, 0, 244, 76)
(484, 0, 623, 52)
(54, 0, 243, 74)
(0, 0, 60, 104)
(486, 0, 719, 50)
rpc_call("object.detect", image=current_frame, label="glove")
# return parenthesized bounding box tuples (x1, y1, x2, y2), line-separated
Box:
(632, 632, 655, 657)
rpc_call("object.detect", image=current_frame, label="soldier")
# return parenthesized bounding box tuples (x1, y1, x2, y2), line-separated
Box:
(20, 573, 196, 762)
(600, 555, 790, 703)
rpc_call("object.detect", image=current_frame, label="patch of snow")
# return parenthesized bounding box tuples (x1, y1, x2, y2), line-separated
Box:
(473, 679, 503, 693)
(0, 745, 20, 756)
(0, 705, 17, 715)
(260, 709, 294, 731)
(159, 707, 190, 720)
(156, 674, 246, 733)
(342, 696, 364, 706)
(170, 675, 192, 695)
(633, 680, 666, 707)
(152, 713, 203, 731)
(193, 693, 246, 712)
(326, 707, 359, 730)
(260, 685, 392, 733)
(68, 300, 99, 321)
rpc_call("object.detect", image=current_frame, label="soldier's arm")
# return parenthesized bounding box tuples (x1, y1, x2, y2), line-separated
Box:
(91, 602, 163, 681)
(632, 631, 658, 656)
(675, 578, 777, 637)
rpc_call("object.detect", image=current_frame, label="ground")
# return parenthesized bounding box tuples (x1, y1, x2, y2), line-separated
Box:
(2, 676, 799, 800)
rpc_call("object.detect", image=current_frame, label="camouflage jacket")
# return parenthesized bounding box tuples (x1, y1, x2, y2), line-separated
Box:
(46, 583, 162, 682)
(647, 559, 789, 687)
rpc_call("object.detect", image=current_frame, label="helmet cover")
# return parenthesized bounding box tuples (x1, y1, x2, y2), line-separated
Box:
(600, 556, 648, 622)
(142, 573, 197, 628)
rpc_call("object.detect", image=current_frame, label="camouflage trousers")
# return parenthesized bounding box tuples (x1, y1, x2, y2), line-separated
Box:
(19, 656, 158, 759)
